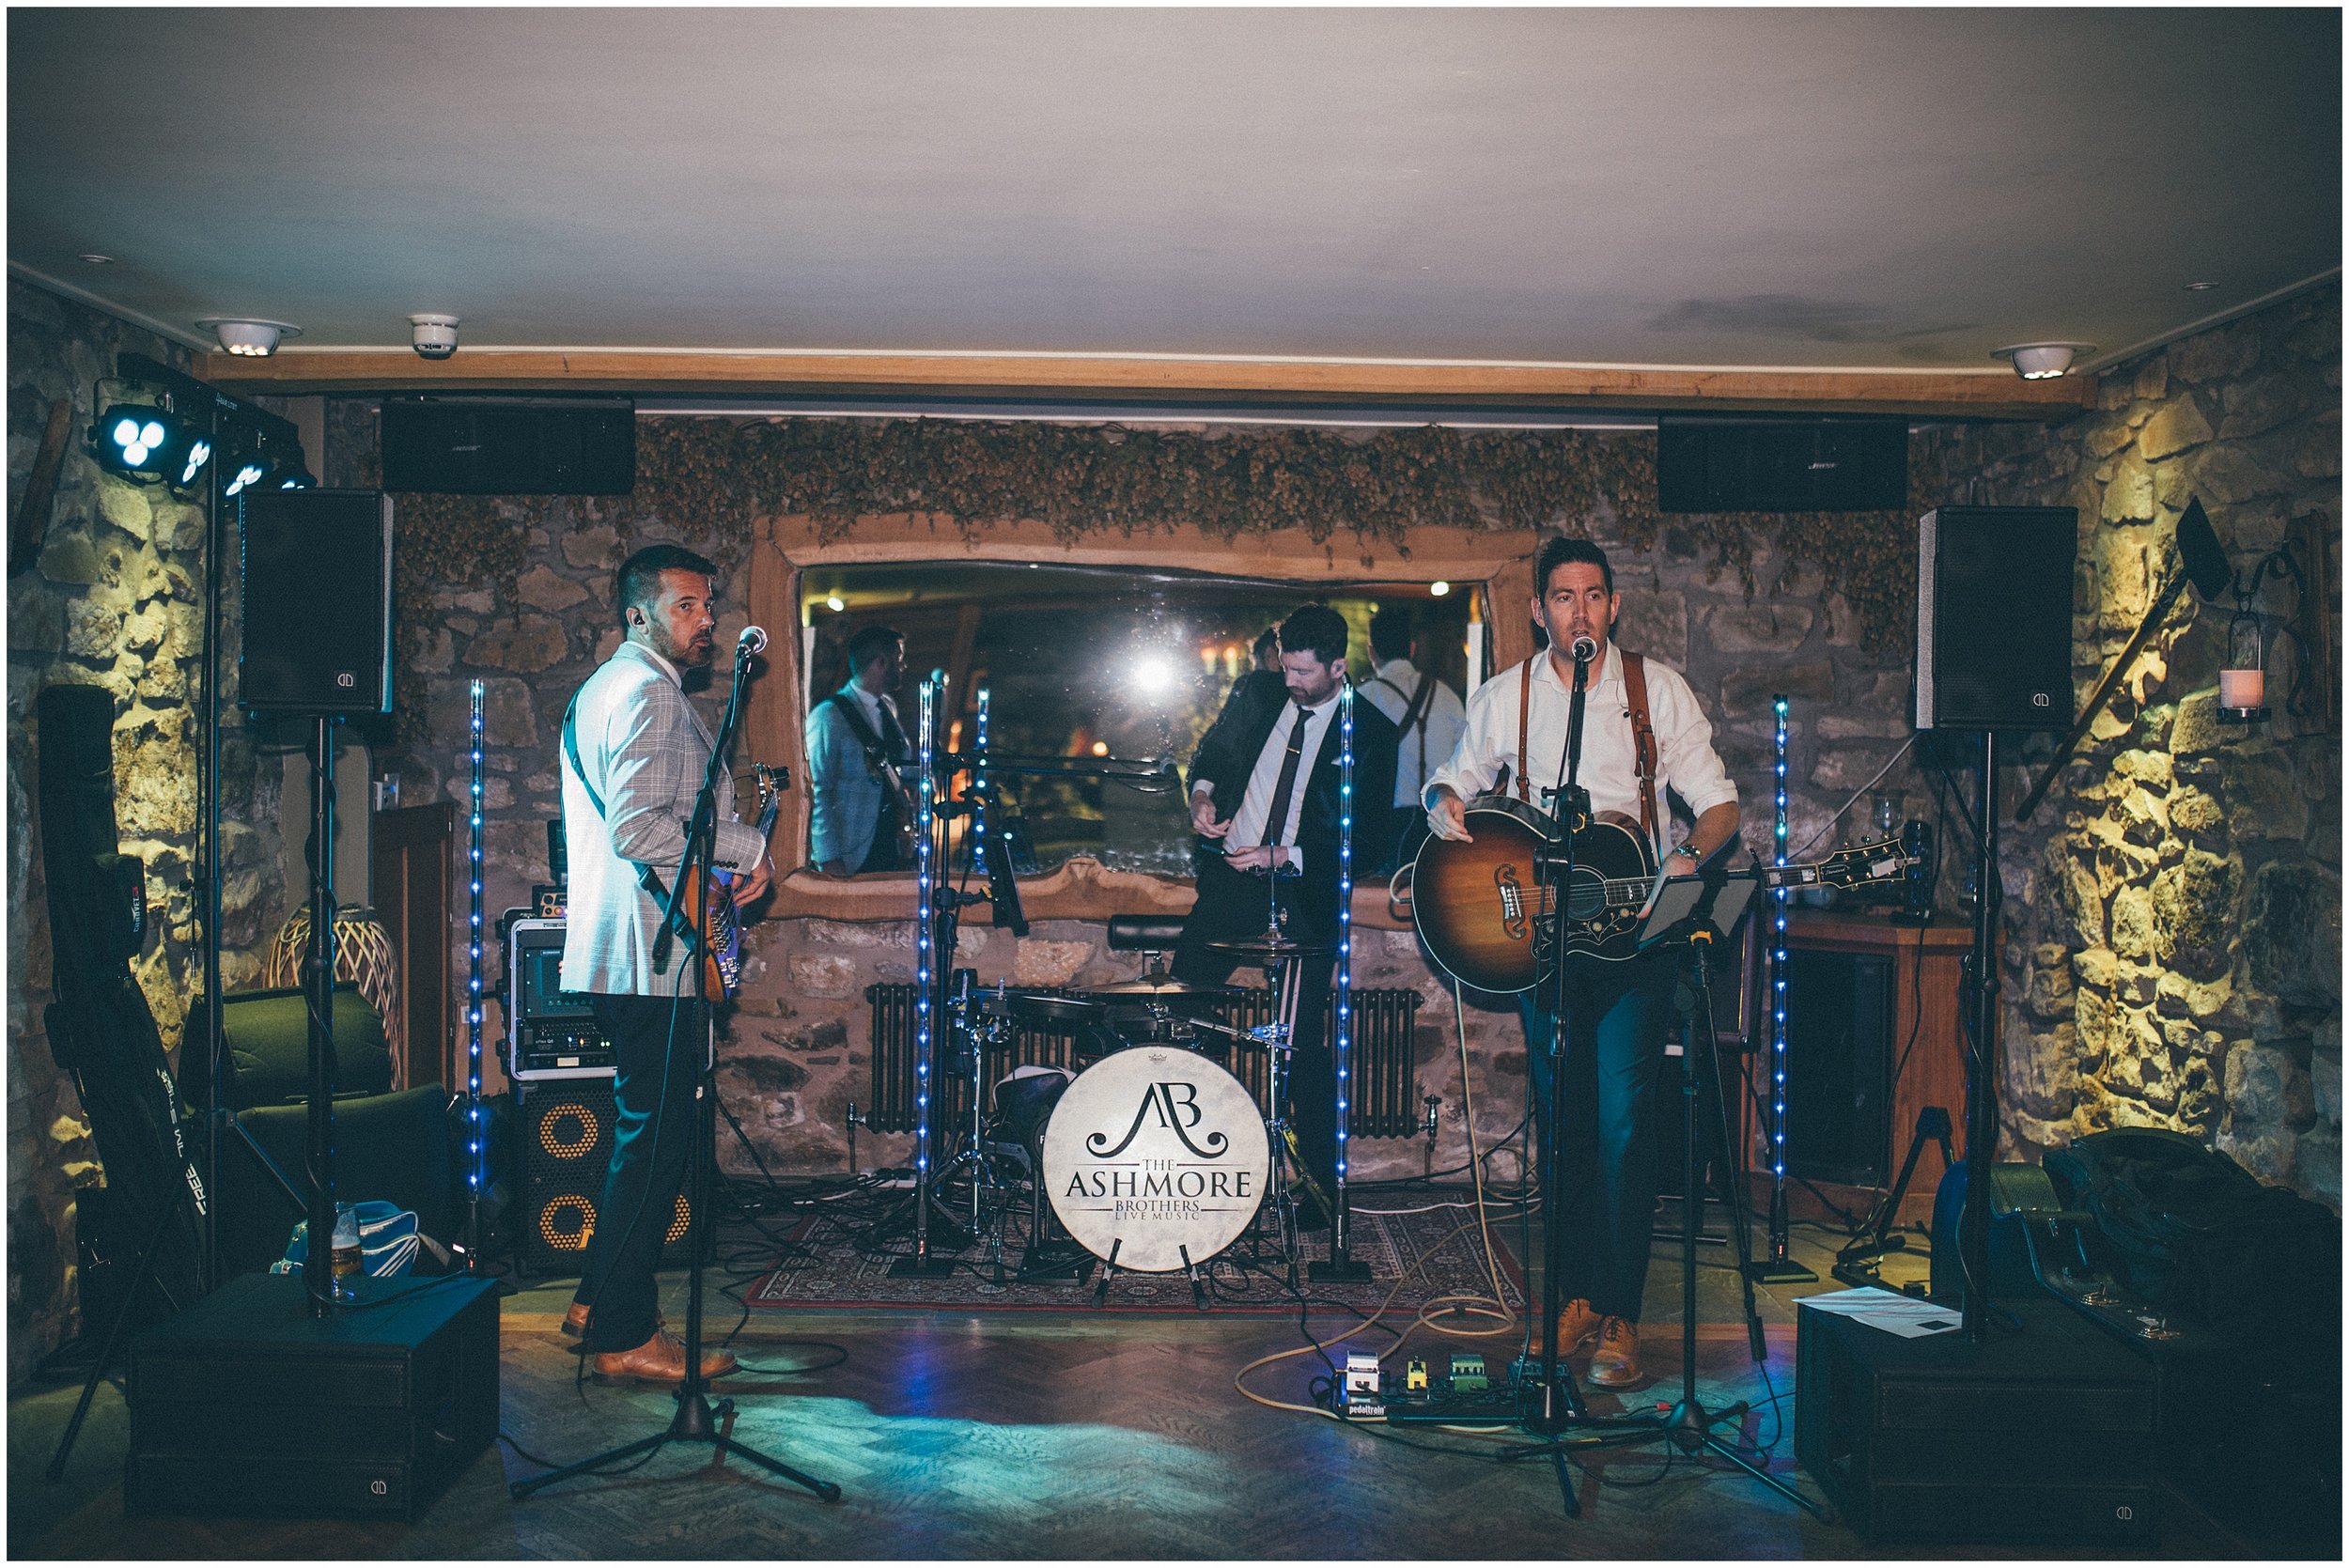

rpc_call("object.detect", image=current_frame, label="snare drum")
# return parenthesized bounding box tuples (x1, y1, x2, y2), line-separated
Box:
(1042, 1047, 1271, 1273)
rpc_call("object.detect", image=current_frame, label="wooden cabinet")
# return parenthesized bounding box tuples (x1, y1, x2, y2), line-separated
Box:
(369, 802, 453, 1092)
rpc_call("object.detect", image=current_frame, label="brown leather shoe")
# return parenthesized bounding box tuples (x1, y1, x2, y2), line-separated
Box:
(590, 1329, 738, 1385)
(1587, 1316, 1642, 1389)
(1554, 1297, 1602, 1355)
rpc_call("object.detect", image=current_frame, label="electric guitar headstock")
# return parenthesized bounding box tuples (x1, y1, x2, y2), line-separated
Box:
(1803, 834, 1914, 892)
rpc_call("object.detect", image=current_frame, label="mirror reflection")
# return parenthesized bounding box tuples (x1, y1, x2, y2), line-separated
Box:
(799, 562, 1475, 878)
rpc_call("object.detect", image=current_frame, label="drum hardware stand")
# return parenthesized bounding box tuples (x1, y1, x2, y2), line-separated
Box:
(514, 636, 837, 1507)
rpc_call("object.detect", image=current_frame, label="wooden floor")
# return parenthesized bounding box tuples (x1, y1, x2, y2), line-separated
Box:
(8, 1225, 2261, 1560)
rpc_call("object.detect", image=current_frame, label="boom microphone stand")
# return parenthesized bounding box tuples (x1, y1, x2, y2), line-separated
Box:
(1527, 636, 1597, 1437)
(513, 629, 837, 1505)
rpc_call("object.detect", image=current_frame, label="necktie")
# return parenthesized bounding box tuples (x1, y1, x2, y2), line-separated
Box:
(1261, 704, 1310, 848)
(875, 695, 908, 759)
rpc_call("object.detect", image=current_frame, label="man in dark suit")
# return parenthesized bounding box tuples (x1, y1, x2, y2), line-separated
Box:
(1174, 603, 1398, 1224)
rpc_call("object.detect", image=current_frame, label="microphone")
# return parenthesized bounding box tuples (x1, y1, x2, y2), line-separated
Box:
(735, 625, 770, 657)
(1570, 635, 1597, 662)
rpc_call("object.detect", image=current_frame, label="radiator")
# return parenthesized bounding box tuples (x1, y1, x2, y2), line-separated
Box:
(863, 984, 1422, 1138)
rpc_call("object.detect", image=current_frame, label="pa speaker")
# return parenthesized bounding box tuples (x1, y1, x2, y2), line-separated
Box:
(511, 1078, 692, 1277)
(240, 489, 393, 716)
(1916, 505, 2076, 731)
(1657, 415, 1908, 513)
(381, 396, 635, 495)
(1783, 948, 1896, 1187)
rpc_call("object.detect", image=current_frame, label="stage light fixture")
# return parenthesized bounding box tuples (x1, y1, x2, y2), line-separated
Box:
(196, 318, 302, 357)
(1991, 342, 2095, 380)
(91, 393, 200, 482)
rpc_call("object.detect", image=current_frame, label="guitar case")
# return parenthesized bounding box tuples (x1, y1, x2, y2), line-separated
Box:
(36, 683, 205, 1320)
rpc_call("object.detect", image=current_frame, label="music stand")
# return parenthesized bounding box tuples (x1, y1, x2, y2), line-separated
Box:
(1637, 859, 1822, 1516)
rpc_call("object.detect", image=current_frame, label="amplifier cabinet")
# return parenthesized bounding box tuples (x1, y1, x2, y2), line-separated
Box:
(512, 1077, 695, 1277)
(127, 1271, 498, 1520)
(1795, 1296, 2159, 1545)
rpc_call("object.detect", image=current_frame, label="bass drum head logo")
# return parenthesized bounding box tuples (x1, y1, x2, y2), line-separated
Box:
(1043, 1048, 1270, 1273)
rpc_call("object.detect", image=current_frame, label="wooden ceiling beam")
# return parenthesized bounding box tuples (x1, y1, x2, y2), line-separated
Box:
(194, 349, 2093, 419)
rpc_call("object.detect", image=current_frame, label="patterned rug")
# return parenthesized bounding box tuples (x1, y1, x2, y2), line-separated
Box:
(744, 1198, 1527, 1317)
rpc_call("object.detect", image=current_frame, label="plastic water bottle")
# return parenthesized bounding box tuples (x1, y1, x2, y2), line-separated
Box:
(331, 1204, 362, 1281)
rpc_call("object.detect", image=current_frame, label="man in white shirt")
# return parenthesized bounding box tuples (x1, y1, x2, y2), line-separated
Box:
(1359, 605, 1467, 874)
(1424, 537, 1739, 1389)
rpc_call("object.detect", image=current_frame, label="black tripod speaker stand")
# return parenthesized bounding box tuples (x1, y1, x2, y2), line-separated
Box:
(511, 631, 837, 1505)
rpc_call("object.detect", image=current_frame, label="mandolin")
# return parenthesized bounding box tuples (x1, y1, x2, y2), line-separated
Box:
(675, 763, 785, 1001)
(1409, 794, 1912, 992)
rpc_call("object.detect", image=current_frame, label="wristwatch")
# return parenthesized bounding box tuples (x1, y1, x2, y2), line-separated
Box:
(1670, 838, 1703, 863)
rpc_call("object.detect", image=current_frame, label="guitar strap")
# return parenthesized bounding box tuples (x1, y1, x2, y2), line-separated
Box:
(562, 691, 693, 961)
(1621, 650, 1661, 849)
(822, 689, 898, 778)
(1513, 658, 1532, 803)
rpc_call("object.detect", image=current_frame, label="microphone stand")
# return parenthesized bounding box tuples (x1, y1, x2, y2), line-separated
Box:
(513, 638, 838, 1505)
(1529, 642, 1595, 1438)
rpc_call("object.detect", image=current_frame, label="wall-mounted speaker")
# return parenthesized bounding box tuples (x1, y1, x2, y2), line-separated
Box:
(381, 396, 635, 495)
(511, 1077, 692, 1277)
(1916, 505, 2077, 731)
(239, 489, 394, 716)
(1657, 414, 1908, 513)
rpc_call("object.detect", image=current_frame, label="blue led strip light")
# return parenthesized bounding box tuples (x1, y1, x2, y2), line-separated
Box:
(972, 687, 990, 880)
(1333, 684, 1355, 1242)
(1771, 694, 1791, 1193)
(912, 675, 938, 1236)
(465, 680, 486, 1237)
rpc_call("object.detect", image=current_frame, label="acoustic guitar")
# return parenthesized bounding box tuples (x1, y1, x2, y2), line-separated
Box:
(1409, 794, 1912, 992)
(675, 763, 785, 1001)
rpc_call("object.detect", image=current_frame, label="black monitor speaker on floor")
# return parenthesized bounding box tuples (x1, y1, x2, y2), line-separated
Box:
(1915, 505, 2077, 731)
(239, 489, 394, 717)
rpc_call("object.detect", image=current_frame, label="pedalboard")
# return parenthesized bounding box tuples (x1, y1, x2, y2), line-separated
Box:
(1330, 1351, 1521, 1424)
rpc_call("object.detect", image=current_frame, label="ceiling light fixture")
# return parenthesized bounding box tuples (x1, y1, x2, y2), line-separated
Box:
(1991, 342, 2096, 380)
(196, 318, 302, 357)
(410, 313, 459, 360)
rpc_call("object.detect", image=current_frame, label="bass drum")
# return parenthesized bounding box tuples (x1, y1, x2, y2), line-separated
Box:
(1042, 1046, 1271, 1274)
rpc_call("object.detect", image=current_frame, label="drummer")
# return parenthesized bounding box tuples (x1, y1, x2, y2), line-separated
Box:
(1173, 603, 1398, 1227)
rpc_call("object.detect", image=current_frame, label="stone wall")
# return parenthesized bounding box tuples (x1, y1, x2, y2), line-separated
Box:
(1917, 284, 2341, 1206)
(345, 411, 1937, 1183)
(6, 280, 287, 1384)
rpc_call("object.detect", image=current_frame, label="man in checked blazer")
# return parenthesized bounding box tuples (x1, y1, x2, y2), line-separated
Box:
(1174, 602, 1397, 1223)
(558, 543, 773, 1382)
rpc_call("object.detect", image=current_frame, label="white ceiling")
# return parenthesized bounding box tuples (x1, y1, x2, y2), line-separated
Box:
(8, 8, 2341, 376)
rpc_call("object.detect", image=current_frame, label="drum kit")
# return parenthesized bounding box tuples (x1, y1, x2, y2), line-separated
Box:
(935, 932, 1334, 1302)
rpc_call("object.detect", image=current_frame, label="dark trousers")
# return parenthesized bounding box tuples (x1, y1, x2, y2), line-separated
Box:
(1520, 953, 1672, 1322)
(1171, 856, 1337, 1206)
(573, 991, 703, 1352)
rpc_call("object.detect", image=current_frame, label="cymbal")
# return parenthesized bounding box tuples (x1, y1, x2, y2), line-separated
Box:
(1085, 976, 1232, 997)
(974, 990, 1106, 1025)
(1208, 937, 1336, 962)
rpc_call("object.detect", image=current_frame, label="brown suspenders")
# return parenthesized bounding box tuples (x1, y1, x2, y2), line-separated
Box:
(1509, 650, 1662, 845)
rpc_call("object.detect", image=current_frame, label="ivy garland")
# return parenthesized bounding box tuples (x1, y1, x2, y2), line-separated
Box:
(381, 416, 1936, 741)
